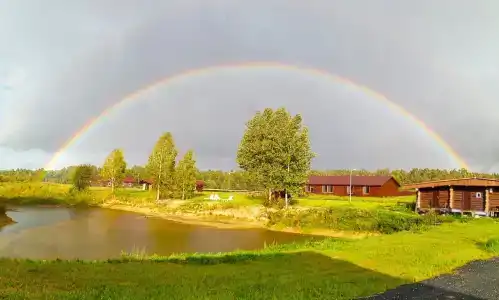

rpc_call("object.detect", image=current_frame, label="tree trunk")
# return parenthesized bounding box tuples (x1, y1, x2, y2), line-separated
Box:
(182, 188, 185, 200)
(268, 188, 272, 201)
(285, 189, 288, 209)
(111, 179, 115, 193)
(156, 185, 160, 201)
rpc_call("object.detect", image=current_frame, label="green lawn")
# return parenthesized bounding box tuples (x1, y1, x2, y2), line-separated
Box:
(1, 219, 498, 299)
(0, 182, 415, 210)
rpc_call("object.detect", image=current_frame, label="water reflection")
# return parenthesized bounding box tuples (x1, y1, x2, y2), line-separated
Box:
(0, 207, 315, 260)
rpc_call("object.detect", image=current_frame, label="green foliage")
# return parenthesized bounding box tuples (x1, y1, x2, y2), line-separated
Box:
(72, 165, 94, 191)
(484, 237, 499, 253)
(146, 132, 178, 200)
(237, 107, 315, 204)
(264, 207, 454, 234)
(175, 150, 198, 200)
(125, 165, 147, 184)
(100, 149, 127, 192)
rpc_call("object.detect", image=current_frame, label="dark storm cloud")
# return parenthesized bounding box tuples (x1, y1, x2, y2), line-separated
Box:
(1, 0, 499, 170)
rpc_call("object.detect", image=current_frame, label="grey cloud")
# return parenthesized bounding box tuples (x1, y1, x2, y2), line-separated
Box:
(2, 0, 499, 170)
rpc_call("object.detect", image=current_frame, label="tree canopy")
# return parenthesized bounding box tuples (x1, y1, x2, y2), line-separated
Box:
(237, 107, 315, 202)
(72, 164, 94, 191)
(146, 132, 178, 201)
(100, 149, 127, 192)
(175, 150, 198, 200)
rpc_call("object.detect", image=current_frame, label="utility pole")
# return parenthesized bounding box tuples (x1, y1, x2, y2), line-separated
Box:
(349, 168, 356, 203)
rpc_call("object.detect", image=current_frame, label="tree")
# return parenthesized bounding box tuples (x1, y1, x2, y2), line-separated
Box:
(100, 149, 127, 193)
(146, 132, 178, 201)
(237, 107, 315, 207)
(126, 165, 147, 184)
(175, 150, 198, 200)
(72, 164, 94, 191)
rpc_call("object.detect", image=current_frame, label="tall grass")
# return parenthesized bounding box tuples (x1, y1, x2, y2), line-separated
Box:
(484, 237, 499, 253)
(264, 207, 454, 234)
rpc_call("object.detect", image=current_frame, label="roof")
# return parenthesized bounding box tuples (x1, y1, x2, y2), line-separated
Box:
(403, 177, 499, 189)
(308, 175, 396, 187)
(138, 179, 205, 185)
(123, 177, 135, 183)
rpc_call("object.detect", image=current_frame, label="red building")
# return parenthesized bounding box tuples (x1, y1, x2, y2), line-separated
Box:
(139, 179, 204, 192)
(306, 175, 410, 197)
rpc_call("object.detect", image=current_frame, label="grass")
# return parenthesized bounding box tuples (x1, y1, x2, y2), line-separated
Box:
(0, 182, 435, 236)
(484, 237, 499, 253)
(1, 182, 499, 298)
(1, 219, 499, 299)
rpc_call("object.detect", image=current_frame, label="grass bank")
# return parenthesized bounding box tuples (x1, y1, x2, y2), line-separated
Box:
(1, 219, 499, 299)
(0, 182, 431, 237)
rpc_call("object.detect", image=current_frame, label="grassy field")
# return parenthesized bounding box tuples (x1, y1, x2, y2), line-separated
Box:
(1, 219, 499, 299)
(1, 182, 499, 298)
(0, 182, 414, 208)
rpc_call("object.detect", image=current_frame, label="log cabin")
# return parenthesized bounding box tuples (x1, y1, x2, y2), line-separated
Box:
(306, 175, 410, 197)
(403, 177, 499, 217)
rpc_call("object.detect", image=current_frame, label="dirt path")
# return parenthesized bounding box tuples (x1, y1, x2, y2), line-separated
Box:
(365, 257, 499, 299)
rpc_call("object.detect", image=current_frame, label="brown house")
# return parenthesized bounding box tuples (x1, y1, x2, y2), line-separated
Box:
(403, 177, 499, 216)
(306, 175, 408, 197)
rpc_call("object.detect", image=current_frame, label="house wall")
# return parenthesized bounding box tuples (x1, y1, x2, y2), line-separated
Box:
(306, 178, 410, 197)
(419, 187, 450, 209)
(452, 187, 486, 212)
(489, 191, 499, 211)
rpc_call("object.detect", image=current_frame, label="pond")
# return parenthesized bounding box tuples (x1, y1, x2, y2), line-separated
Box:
(0, 207, 314, 260)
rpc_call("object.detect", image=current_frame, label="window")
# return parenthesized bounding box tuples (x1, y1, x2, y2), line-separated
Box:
(322, 185, 333, 193)
(346, 186, 352, 195)
(363, 186, 370, 194)
(306, 185, 314, 193)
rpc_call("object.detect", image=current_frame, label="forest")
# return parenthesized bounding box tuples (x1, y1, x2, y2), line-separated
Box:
(0, 166, 497, 190)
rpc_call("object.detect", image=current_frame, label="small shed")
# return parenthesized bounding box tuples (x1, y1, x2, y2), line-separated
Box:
(403, 177, 499, 216)
(139, 179, 153, 191)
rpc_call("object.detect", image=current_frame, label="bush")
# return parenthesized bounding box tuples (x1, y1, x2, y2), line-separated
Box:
(264, 207, 453, 234)
(72, 165, 94, 191)
(484, 237, 499, 253)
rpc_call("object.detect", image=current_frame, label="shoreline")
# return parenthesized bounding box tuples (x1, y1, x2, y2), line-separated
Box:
(100, 202, 374, 239)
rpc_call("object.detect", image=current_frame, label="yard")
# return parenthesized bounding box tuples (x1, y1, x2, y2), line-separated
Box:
(0, 219, 498, 299)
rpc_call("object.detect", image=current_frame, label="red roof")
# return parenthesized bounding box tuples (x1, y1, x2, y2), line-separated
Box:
(308, 175, 397, 187)
(123, 177, 135, 184)
(138, 179, 204, 185)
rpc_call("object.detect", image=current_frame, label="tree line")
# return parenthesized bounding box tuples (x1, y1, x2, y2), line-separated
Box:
(4, 167, 498, 189)
(68, 132, 197, 200)
(1, 107, 496, 201)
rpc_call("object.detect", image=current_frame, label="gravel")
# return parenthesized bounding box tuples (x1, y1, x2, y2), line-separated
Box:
(364, 257, 499, 300)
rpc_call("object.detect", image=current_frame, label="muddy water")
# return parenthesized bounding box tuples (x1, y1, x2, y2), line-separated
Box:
(0, 207, 313, 260)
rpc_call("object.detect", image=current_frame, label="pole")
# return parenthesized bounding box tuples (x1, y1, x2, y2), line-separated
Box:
(349, 168, 356, 203)
(349, 169, 352, 203)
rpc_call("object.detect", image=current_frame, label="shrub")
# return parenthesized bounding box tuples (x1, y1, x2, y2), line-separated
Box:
(263, 207, 453, 234)
(72, 165, 94, 191)
(484, 237, 499, 253)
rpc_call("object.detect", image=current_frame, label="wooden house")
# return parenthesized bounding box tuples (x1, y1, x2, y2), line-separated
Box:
(306, 175, 410, 197)
(403, 177, 499, 216)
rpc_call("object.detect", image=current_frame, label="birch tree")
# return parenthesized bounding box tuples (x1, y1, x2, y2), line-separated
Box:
(146, 132, 178, 201)
(236, 107, 315, 207)
(100, 149, 127, 193)
(175, 150, 197, 200)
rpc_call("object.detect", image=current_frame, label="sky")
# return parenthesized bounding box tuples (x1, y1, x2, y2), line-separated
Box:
(1, 0, 499, 171)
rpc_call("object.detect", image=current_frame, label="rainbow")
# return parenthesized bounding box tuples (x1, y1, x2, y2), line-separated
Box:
(44, 61, 469, 170)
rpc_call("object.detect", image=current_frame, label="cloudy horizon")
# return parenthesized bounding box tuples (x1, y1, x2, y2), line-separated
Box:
(2, 0, 499, 172)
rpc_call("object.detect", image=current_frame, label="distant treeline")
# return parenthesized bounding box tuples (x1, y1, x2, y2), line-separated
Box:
(1, 167, 498, 190)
